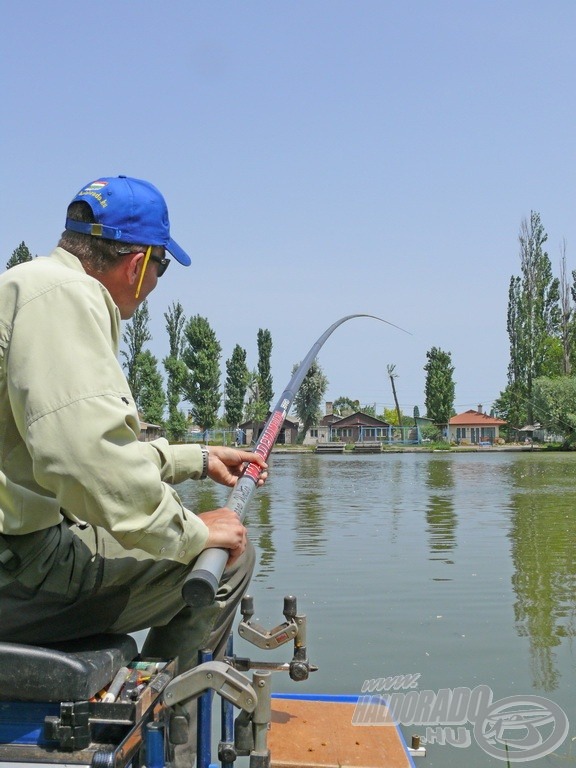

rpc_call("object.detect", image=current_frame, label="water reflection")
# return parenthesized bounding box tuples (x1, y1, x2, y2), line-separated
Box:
(174, 451, 576, 734)
(381, 458, 408, 545)
(507, 456, 576, 692)
(178, 481, 223, 515)
(291, 454, 327, 555)
(425, 457, 456, 571)
(248, 492, 276, 580)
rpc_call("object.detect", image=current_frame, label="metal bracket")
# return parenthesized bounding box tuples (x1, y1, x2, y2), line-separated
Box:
(163, 661, 257, 713)
(237, 595, 299, 650)
(237, 620, 298, 650)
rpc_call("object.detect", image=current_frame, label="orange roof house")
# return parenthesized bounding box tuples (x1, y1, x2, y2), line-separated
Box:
(448, 406, 506, 445)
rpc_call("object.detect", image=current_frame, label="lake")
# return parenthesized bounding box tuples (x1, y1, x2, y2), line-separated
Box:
(175, 450, 576, 767)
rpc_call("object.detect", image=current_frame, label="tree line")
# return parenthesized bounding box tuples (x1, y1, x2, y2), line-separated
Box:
(4, 242, 280, 440)
(4, 241, 458, 441)
(495, 211, 576, 443)
(16, 215, 575, 447)
(122, 300, 279, 441)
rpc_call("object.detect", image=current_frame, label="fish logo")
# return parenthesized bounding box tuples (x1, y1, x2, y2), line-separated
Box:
(474, 695, 569, 761)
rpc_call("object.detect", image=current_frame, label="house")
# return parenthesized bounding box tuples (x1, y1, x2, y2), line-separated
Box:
(518, 423, 564, 444)
(328, 411, 390, 443)
(238, 415, 299, 446)
(139, 419, 164, 441)
(302, 402, 344, 445)
(303, 402, 423, 445)
(448, 406, 506, 445)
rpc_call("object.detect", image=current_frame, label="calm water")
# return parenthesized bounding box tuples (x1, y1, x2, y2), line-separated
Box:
(174, 451, 576, 767)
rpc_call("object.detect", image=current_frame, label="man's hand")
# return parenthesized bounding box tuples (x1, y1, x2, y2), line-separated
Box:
(205, 446, 268, 487)
(198, 507, 248, 564)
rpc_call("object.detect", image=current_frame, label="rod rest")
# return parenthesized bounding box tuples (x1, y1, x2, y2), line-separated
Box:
(0, 634, 138, 702)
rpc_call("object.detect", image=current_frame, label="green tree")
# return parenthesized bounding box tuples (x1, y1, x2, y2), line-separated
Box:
(163, 357, 189, 440)
(163, 302, 189, 441)
(121, 301, 152, 400)
(558, 241, 574, 376)
(292, 359, 328, 442)
(506, 212, 561, 426)
(532, 376, 576, 446)
(224, 344, 249, 428)
(137, 349, 166, 425)
(381, 407, 411, 426)
(244, 369, 269, 441)
(257, 328, 274, 409)
(332, 396, 359, 415)
(6, 241, 34, 269)
(424, 347, 455, 426)
(382, 407, 397, 424)
(569, 256, 576, 375)
(181, 315, 222, 434)
(492, 387, 514, 428)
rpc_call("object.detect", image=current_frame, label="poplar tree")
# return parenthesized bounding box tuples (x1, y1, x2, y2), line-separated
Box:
(506, 212, 560, 426)
(224, 344, 249, 428)
(244, 369, 269, 443)
(181, 315, 222, 434)
(163, 301, 189, 441)
(559, 242, 572, 375)
(6, 241, 34, 269)
(257, 328, 274, 409)
(137, 349, 166, 425)
(424, 347, 455, 426)
(292, 359, 328, 442)
(122, 301, 152, 399)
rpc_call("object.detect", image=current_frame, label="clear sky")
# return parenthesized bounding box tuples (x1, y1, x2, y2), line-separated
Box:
(2, 1, 574, 416)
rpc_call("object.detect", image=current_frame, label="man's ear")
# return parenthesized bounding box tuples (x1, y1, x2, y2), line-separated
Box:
(126, 252, 145, 286)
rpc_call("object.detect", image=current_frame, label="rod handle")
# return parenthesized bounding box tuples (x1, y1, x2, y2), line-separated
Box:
(181, 547, 228, 607)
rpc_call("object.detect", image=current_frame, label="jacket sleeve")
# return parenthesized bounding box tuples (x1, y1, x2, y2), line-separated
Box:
(8, 275, 209, 563)
(138, 439, 206, 484)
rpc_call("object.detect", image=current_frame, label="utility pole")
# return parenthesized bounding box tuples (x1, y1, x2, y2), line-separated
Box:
(387, 364, 403, 429)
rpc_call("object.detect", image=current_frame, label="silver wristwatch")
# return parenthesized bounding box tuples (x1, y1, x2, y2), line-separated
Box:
(200, 445, 210, 480)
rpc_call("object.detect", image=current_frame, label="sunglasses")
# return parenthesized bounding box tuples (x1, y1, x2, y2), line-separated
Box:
(149, 253, 170, 277)
(118, 246, 171, 299)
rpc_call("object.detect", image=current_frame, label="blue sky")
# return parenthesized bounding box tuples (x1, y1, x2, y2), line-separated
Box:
(2, 1, 575, 416)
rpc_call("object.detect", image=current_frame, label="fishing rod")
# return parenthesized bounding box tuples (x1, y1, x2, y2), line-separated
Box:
(182, 313, 411, 607)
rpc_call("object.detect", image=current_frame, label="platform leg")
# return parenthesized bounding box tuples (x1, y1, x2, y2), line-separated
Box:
(197, 649, 214, 768)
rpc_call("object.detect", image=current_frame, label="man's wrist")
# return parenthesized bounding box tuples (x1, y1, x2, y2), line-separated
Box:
(200, 445, 210, 479)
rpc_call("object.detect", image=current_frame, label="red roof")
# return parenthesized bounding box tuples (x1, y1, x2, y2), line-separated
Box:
(449, 409, 506, 426)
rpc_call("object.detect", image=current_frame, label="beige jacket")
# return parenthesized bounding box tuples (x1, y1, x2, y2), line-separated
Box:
(0, 248, 208, 563)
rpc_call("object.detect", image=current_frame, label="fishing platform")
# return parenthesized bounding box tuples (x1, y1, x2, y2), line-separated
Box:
(269, 694, 419, 768)
(0, 596, 421, 768)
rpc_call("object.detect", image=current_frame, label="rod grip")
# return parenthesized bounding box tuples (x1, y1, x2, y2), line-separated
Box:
(181, 547, 228, 607)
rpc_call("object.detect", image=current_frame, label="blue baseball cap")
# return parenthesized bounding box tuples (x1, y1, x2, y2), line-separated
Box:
(65, 175, 191, 266)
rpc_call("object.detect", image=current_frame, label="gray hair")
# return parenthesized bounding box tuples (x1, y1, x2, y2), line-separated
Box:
(58, 201, 148, 274)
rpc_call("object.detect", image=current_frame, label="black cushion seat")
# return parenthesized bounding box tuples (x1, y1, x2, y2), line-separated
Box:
(0, 634, 138, 702)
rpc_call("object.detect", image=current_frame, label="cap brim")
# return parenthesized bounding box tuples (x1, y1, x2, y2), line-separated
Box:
(166, 238, 191, 267)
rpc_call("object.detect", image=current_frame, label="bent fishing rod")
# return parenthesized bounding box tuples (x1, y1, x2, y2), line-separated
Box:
(182, 313, 411, 607)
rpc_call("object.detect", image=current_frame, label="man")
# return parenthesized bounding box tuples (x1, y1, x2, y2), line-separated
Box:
(0, 175, 266, 760)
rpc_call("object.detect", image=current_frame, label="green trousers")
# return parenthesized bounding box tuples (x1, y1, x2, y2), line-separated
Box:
(0, 520, 255, 766)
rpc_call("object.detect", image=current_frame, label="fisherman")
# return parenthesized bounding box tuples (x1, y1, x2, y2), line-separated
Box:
(0, 175, 267, 764)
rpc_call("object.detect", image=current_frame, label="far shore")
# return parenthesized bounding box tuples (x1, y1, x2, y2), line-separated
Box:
(270, 443, 551, 454)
